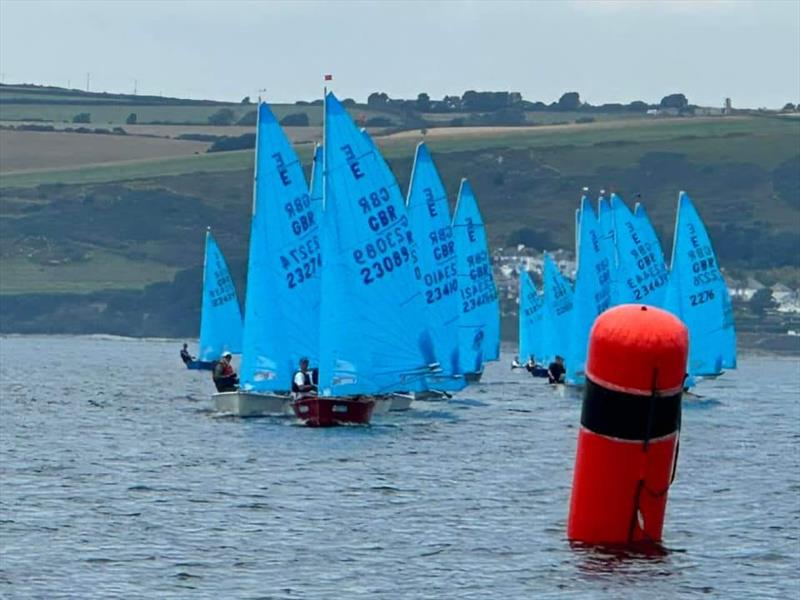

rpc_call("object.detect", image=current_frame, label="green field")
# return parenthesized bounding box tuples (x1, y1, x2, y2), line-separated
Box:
(0, 84, 398, 127)
(0, 250, 178, 294)
(2, 115, 794, 189)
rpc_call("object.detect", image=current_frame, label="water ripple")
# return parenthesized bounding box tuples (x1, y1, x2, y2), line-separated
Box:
(0, 336, 798, 599)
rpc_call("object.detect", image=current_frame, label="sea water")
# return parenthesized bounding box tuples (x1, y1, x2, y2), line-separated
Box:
(0, 335, 797, 599)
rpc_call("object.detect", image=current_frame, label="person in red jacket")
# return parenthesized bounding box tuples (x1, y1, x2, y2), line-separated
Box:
(213, 352, 238, 392)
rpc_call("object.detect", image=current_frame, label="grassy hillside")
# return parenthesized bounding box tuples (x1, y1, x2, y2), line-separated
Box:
(2, 114, 792, 187)
(0, 83, 394, 126)
(0, 129, 211, 173)
(0, 89, 797, 337)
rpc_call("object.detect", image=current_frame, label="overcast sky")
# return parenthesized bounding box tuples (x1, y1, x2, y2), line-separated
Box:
(1, 0, 798, 108)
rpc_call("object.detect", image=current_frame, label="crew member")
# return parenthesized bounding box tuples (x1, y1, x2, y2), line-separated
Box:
(180, 343, 194, 365)
(547, 355, 566, 384)
(213, 352, 238, 392)
(292, 357, 318, 399)
(526, 354, 548, 378)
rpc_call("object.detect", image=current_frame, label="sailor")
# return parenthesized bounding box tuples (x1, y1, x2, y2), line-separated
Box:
(524, 355, 538, 373)
(180, 343, 194, 365)
(547, 355, 566, 384)
(213, 352, 238, 392)
(292, 357, 318, 399)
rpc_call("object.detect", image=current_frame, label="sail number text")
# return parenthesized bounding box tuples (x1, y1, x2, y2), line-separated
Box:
(460, 251, 497, 313)
(354, 220, 419, 286)
(281, 235, 321, 290)
(209, 264, 236, 307)
(422, 226, 458, 304)
(284, 193, 316, 236)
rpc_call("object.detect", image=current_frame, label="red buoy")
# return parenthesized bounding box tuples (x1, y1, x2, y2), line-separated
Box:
(567, 304, 688, 546)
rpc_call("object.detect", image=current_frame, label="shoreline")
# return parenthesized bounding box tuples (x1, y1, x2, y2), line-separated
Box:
(2, 331, 798, 357)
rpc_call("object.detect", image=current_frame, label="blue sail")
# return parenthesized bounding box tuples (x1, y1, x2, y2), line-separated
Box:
(518, 270, 544, 364)
(721, 288, 737, 369)
(597, 195, 621, 304)
(634, 201, 670, 306)
(309, 143, 323, 200)
(540, 252, 574, 365)
(318, 92, 434, 395)
(198, 229, 243, 361)
(598, 195, 617, 262)
(612, 194, 669, 306)
(568, 198, 613, 384)
(406, 142, 465, 390)
(361, 128, 394, 175)
(664, 192, 736, 376)
(453, 179, 501, 375)
(239, 102, 321, 391)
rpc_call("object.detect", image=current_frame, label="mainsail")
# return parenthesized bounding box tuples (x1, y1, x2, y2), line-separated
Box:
(597, 195, 620, 304)
(518, 270, 544, 364)
(239, 102, 321, 391)
(664, 191, 736, 376)
(406, 142, 464, 388)
(453, 179, 500, 375)
(540, 252, 574, 366)
(198, 228, 243, 361)
(318, 92, 434, 395)
(309, 143, 323, 202)
(568, 198, 613, 384)
(612, 193, 669, 307)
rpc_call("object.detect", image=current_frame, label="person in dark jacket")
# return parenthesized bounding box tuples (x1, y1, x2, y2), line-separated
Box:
(180, 343, 194, 365)
(525, 355, 548, 378)
(292, 357, 317, 399)
(547, 355, 566, 384)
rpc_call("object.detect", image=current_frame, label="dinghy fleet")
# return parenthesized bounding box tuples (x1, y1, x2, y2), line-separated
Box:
(517, 191, 737, 387)
(184, 90, 736, 424)
(186, 92, 500, 425)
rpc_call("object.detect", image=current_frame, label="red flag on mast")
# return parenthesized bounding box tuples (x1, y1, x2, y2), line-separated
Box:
(324, 74, 333, 81)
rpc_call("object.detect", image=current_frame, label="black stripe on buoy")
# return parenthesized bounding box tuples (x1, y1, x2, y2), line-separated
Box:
(581, 378, 681, 441)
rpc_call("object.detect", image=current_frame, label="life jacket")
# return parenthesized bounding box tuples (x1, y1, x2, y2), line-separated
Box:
(292, 369, 312, 393)
(221, 362, 234, 377)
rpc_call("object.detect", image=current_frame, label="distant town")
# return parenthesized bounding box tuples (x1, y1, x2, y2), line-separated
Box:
(492, 247, 800, 351)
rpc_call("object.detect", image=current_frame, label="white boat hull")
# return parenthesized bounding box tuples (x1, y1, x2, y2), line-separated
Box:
(212, 391, 291, 417)
(388, 393, 414, 411)
(372, 395, 395, 415)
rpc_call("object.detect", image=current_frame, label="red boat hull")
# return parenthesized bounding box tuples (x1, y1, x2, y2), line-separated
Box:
(292, 396, 375, 427)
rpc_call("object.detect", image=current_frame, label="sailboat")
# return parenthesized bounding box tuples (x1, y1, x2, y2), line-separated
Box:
(663, 191, 737, 376)
(611, 193, 669, 307)
(453, 179, 500, 383)
(405, 142, 466, 397)
(540, 252, 574, 366)
(292, 92, 436, 426)
(214, 102, 321, 416)
(515, 269, 547, 376)
(567, 197, 613, 384)
(186, 227, 243, 370)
